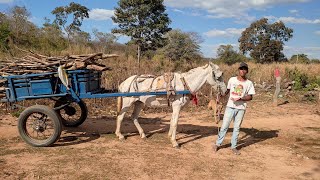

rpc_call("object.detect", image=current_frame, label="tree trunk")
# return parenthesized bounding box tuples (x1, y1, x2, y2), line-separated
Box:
(137, 45, 141, 69)
(273, 76, 281, 106)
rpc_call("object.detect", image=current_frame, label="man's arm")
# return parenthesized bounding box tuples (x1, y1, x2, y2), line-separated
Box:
(240, 95, 253, 101)
(222, 89, 230, 97)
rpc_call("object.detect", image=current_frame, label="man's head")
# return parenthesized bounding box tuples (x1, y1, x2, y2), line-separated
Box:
(238, 62, 248, 77)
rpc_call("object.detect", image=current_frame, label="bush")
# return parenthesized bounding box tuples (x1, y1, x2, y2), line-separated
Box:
(286, 67, 309, 90)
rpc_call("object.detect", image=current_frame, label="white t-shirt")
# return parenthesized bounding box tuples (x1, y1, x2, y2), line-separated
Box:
(226, 77, 255, 110)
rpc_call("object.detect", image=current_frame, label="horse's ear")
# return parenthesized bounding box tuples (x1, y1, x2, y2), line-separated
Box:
(203, 63, 209, 69)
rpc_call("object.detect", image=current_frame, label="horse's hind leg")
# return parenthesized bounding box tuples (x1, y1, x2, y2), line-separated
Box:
(131, 101, 146, 139)
(115, 106, 130, 140)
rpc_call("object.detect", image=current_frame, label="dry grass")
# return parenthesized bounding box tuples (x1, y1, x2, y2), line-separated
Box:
(218, 62, 320, 84)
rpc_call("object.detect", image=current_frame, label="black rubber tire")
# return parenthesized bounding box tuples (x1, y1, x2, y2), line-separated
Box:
(54, 97, 88, 127)
(18, 105, 62, 147)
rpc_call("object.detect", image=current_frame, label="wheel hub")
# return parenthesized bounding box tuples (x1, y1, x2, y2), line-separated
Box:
(64, 106, 76, 116)
(33, 119, 47, 133)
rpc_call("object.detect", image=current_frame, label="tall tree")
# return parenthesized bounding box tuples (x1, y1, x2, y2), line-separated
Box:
(8, 6, 32, 45)
(239, 18, 293, 63)
(92, 28, 118, 53)
(112, 0, 171, 65)
(290, 54, 310, 64)
(160, 29, 202, 61)
(217, 45, 245, 65)
(51, 2, 89, 45)
(39, 17, 67, 53)
(0, 13, 11, 52)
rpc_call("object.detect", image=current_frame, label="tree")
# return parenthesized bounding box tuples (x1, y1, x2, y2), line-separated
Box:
(160, 29, 202, 61)
(239, 18, 293, 63)
(290, 54, 310, 64)
(92, 28, 118, 53)
(0, 13, 11, 52)
(52, 2, 89, 45)
(112, 0, 171, 65)
(217, 45, 245, 65)
(39, 17, 67, 53)
(8, 6, 34, 45)
(72, 31, 91, 44)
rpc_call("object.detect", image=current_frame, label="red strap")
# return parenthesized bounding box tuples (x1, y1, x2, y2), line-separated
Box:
(191, 94, 198, 105)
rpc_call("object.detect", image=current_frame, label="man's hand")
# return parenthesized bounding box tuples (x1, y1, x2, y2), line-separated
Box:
(231, 97, 241, 101)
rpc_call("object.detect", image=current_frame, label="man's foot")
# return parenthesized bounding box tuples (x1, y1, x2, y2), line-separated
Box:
(213, 144, 220, 153)
(231, 148, 241, 155)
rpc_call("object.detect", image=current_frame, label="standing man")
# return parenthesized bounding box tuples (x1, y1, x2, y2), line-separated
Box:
(213, 62, 255, 155)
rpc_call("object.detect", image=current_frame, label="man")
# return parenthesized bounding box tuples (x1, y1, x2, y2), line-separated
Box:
(213, 62, 255, 155)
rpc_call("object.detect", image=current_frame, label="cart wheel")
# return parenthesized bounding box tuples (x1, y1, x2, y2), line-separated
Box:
(54, 97, 88, 127)
(18, 105, 62, 147)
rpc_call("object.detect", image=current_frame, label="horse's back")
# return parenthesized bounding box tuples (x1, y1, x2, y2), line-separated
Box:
(119, 75, 138, 92)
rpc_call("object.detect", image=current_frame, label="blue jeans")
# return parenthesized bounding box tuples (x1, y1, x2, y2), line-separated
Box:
(216, 106, 245, 149)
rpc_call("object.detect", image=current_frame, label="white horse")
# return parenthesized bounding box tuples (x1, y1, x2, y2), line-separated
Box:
(115, 62, 227, 148)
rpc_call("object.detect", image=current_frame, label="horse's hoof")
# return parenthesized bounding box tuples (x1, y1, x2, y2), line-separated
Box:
(140, 133, 147, 140)
(119, 136, 125, 141)
(173, 144, 180, 149)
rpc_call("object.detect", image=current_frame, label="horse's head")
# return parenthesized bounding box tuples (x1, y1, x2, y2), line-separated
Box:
(205, 62, 227, 95)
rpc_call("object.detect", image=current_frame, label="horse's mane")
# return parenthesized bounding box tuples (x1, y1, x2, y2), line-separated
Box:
(181, 64, 209, 76)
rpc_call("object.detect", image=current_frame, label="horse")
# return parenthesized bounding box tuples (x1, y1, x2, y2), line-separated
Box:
(115, 62, 227, 148)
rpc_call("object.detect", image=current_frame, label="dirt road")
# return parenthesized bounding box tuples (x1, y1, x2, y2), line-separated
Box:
(0, 98, 319, 179)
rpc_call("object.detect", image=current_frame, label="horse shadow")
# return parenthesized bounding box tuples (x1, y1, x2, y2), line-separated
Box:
(54, 115, 279, 149)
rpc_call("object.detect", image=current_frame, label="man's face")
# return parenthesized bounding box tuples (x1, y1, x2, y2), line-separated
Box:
(239, 67, 248, 77)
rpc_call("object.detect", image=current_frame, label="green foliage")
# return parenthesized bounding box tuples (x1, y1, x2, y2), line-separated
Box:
(289, 54, 310, 64)
(38, 18, 68, 54)
(92, 28, 118, 53)
(286, 67, 310, 90)
(0, 19, 11, 52)
(52, 2, 89, 43)
(239, 18, 293, 63)
(216, 45, 245, 65)
(112, 0, 171, 52)
(159, 29, 202, 61)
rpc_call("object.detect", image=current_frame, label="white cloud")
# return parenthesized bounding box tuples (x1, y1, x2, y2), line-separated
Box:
(204, 28, 245, 37)
(263, 16, 320, 24)
(278, 17, 320, 24)
(89, 9, 114, 21)
(289, 9, 298, 13)
(173, 9, 184, 13)
(165, 0, 309, 20)
(0, 0, 13, 4)
(315, 31, 320, 35)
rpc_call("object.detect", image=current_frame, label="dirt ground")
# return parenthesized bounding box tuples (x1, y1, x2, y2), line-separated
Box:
(0, 93, 319, 180)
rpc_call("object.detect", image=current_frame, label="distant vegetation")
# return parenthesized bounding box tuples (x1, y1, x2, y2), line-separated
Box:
(0, 1, 319, 93)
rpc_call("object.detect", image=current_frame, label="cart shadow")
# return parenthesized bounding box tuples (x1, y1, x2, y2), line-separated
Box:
(54, 116, 279, 148)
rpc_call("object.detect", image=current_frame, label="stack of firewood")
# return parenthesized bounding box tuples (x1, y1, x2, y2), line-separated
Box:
(0, 79, 6, 98)
(0, 52, 117, 75)
(0, 51, 118, 99)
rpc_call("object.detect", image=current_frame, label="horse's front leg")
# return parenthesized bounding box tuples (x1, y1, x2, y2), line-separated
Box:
(115, 106, 129, 140)
(132, 101, 146, 139)
(170, 104, 181, 148)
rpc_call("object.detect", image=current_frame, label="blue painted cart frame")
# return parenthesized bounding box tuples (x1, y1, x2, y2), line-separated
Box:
(0, 69, 190, 147)
(1, 69, 190, 103)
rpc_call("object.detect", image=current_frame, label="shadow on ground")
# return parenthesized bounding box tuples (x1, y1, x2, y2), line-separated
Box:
(54, 116, 279, 148)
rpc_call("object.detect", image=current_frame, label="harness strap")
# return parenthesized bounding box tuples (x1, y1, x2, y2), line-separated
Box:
(180, 76, 198, 105)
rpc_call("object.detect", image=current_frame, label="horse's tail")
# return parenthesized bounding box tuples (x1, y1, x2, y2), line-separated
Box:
(117, 96, 122, 115)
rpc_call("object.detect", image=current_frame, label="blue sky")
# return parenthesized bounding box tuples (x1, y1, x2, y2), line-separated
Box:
(0, 0, 319, 59)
